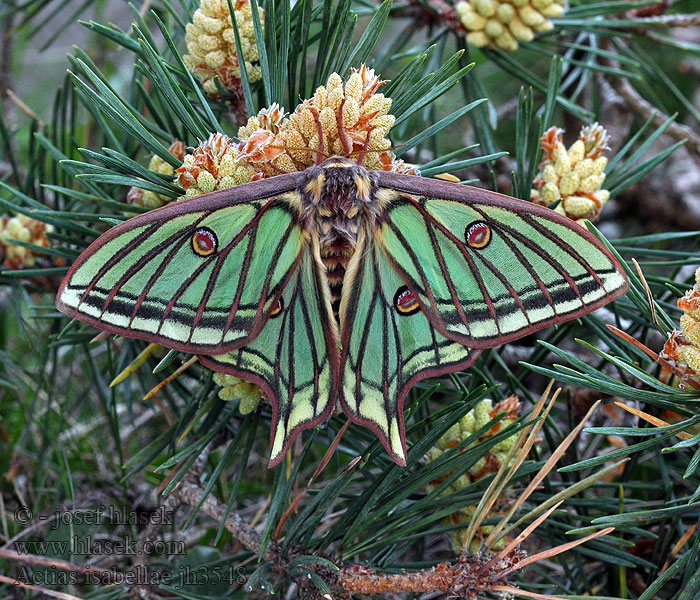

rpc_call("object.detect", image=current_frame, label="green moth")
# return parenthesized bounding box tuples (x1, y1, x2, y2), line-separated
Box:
(56, 157, 628, 466)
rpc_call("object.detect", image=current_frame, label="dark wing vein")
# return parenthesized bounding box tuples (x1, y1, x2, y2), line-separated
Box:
(384, 218, 452, 331)
(522, 213, 604, 288)
(129, 228, 195, 326)
(298, 281, 321, 416)
(422, 214, 474, 332)
(79, 222, 163, 304)
(95, 222, 197, 314)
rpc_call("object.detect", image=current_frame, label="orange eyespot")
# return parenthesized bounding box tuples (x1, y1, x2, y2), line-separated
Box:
(269, 298, 284, 318)
(192, 228, 218, 256)
(465, 221, 491, 249)
(394, 286, 420, 316)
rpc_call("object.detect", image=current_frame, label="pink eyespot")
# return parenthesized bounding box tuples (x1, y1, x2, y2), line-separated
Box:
(192, 228, 218, 256)
(465, 221, 491, 249)
(394, 286, 420, 316)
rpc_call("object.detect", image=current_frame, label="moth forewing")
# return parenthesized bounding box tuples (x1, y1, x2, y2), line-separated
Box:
(55, 181, 309, 355)
(374, 173, 628, 350)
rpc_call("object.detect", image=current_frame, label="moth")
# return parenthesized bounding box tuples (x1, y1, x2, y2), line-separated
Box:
(56, 156, 628, 466)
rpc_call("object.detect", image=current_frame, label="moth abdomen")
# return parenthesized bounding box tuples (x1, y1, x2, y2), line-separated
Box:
(320, 236, 355, 319)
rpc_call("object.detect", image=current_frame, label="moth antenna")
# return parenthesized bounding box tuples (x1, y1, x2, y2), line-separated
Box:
(346, 143, 404, 159)
(275, 145, 330, 160)
(336, 97, 353, 156)
(309, 106, 327, 164)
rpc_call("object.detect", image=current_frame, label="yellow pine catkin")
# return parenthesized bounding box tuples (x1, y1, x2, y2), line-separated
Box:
(530, 123, 610, 223)
(0, 214, 55, 269)
(175, 132, 257, 198)
(233, 65, 417, 178)
(425, 396, 521, 553)
(213, 373, 262, 414)
(456, 0, 567, 52)
(660, 266, 700, 387)
(174, 64, 414, 199)
(236, 102, 298, 178)
(183, 0, 263, 98)
(127, 141, 186, 209)
(171, 65, 415, 201)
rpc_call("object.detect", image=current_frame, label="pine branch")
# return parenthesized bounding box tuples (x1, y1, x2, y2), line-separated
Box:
(333, 551, 526, 595)
(0, 549, 117, 582)
(132, 493, 183, 599)
(0, 11, 13, 113)
(608, 76, 700, 157)
(602, 45, 700, 159)
(176, 455, 280, 561)
(391, 0, 465, 33)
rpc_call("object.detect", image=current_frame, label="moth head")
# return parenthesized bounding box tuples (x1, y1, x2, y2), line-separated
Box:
(319, 156, 355, 169)
(303, 159, 377, 217)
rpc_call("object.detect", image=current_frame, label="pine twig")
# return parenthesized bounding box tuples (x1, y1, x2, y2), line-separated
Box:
(335, 521, 613, 598)
(680, 61, 700, 80)
(227, 80, 250, 127)
(391, 0, 465, 32)
(0, 12, 13, 110)
(600, 41, 700, 159)
(595, 72, 634, 156)
(0, 574, 82, 600)
(5, 89, 44, 129)
(175, 452, 280, 561)
(0, 548, 117, 582)
(177, 478, 279, 560)
(333, 550, 526, 596)
(607, 75, 700, 158)
(132, 494, 183, 599)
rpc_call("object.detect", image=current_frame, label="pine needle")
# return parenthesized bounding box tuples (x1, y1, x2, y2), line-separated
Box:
(463, 380, 558, 551)
(110, 342, 163, 386)
(614, 401, 693, 440)
(143, 356, 198, 400)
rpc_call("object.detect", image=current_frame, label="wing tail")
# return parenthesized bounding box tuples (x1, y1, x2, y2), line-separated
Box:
(339, 226, 479, 465)
(202, 238, 340, 467)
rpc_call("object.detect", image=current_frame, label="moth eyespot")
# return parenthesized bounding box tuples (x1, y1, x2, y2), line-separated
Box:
(192, 228, 218, 256)
(394, 286, 420, 316)
(465, 221, 491, 249)
(269, 297, 284, 318)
